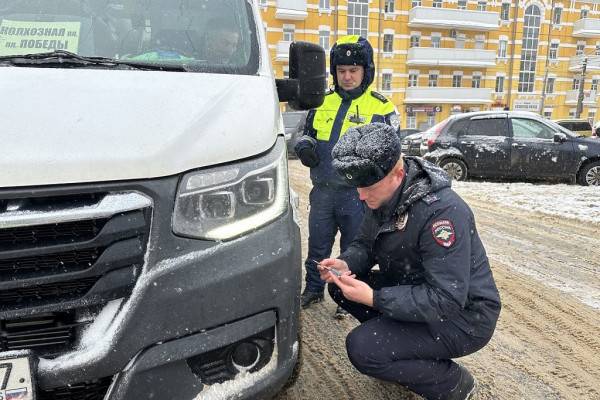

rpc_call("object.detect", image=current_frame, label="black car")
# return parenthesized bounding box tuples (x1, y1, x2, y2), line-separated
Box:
(421, 111, 600, 186)
(397, 128, 421, 140)
(282, 111, 308, 158)
(401, 132, 423, 156)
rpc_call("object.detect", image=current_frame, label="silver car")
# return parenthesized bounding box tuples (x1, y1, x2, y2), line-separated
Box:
(283, 111, 308, 158)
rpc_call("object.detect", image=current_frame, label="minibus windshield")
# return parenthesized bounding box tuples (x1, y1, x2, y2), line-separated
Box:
(0, 0, 259, 74)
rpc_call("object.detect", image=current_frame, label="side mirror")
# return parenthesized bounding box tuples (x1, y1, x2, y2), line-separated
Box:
(276, 41, 326, 110)
(554, 132, 567, 143)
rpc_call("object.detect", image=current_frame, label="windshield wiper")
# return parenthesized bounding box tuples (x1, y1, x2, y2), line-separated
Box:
(0, 50, 189, 71)
(0, 50, 126, 66)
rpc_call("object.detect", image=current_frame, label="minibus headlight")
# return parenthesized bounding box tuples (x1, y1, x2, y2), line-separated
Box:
(173, 141, 288, 240)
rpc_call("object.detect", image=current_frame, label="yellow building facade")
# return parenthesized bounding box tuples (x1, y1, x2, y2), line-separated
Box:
(259, 0, 600, 130)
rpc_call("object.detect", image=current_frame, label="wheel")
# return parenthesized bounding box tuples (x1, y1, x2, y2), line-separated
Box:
(439, 158, 468, 181)
(577, 161, 600, 186)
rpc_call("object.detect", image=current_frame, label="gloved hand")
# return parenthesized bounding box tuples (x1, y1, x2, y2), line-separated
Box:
(294, 136, 319, 168)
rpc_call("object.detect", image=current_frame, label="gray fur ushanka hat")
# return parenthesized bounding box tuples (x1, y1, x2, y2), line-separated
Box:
(332, 123, 401, 188)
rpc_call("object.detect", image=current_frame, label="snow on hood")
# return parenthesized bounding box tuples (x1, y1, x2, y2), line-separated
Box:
(0, 67, 279, 188)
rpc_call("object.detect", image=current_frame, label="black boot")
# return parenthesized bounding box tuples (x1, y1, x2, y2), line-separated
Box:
(301, 289, 324, 309)
(445, 365, 477, 400)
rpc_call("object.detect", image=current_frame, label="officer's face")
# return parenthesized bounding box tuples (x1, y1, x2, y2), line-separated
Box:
(336, 65, 364, 91)
(357, 165, 404, 210)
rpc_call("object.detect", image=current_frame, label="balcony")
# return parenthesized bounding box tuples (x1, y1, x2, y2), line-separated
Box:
(408, 6, 499, 31)
(405, 87, 493, 104)
(407, 47, 496, 68)
(572, 18, 600, 37)
(565, 89, 598, 105)
(275, 0, 308, 20)
(276, 41, 291, 61)
(569, 55, 600, 72)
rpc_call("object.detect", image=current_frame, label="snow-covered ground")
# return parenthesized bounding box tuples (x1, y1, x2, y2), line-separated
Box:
(453, 181, 600, 224)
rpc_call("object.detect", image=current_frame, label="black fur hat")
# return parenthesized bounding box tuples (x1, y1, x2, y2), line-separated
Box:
(332, 123, 401, 188)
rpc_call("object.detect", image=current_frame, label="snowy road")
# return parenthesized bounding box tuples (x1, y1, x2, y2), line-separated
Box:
(276, 160, 600, 400)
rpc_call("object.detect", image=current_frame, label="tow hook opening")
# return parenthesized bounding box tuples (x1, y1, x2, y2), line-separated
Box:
(186, 327, 275, 385)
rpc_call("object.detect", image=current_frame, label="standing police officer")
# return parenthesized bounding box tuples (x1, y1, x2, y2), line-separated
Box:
(294, 35, 398, 315)
(319, 123, 501, 400)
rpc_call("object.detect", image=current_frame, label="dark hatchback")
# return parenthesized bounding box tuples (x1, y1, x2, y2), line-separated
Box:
(421, 111, 600, 186)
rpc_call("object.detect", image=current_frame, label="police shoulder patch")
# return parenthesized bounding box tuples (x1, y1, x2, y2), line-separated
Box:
(370, 91, 388, 103)
(431, 219, 456, 248)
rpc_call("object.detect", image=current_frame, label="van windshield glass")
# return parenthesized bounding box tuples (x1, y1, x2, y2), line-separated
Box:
(0, 0, 258, 74)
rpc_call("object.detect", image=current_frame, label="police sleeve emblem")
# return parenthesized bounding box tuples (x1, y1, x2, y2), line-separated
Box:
(431, 219, 456, 248)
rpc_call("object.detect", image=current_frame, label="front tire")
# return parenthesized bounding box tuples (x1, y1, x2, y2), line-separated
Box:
(578, 161, 600, 186)
(439, 158, 468, 181)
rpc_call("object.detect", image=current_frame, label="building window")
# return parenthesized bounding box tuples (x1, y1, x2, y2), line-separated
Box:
(382, 73, 392, 91)
(319, 0, 330, 9)
(500, 3, 510, 20)
(553, 7, 562, 25)
(498, 40, 507, 58)
(384, 34, 394, 53)
(596, 44, 600, 55)
(283, 26, 294, 42)
(283, 66, 289, 79)
(407, 113, 417, 129)
(429, 73, 438, 87)
(472, 74, 482, 88)
(457, 0, 467, 10)
(412, 0, 421, 7)
(581, 9, 589, 19)
(477, 1, 486, 11)
(455, 34, 465, 49)
(576, 43, 585, 56)
(588, 111, 596, 125)
(347, 0, 369, 38)
(592, 79, 599, 91)
(495, 76, 505, 92)
(431, 35, 441, 48)
(569, 109, 576, 118)
(543, 110, 552, 118)
(475, 36, 485, 50)
(433, 0, 442, 7)
(427, 114, 436, 127)
(572, 77, 581, 90)
(549, 42, 559, 59)
(319, 30, 330, 51)
(546, 77, 555, 93)
(385, 0, 395, 13)
(408, 73, 418, 87)
(453, 74, 462, 88)
(518, 5, 541, 93)
(410, 35, 420, 48)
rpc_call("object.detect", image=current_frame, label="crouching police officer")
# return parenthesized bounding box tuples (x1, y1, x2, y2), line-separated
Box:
(319, 123, 501, 400)
(294, 35, 398, 316)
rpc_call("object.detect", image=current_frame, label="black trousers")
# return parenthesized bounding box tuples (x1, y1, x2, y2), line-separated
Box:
(328, 274, 493, 400)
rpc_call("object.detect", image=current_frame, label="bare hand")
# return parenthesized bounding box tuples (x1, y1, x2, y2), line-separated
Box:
(317, 258, 351, 283)
(330, 274, 374, 307)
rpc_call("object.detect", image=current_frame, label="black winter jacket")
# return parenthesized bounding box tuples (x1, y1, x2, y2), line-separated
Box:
(340, 157, 501, 337)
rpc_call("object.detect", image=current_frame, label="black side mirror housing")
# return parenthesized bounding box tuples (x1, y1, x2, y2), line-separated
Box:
(276, 41, 326, 110)
(554, 132, 567, 143)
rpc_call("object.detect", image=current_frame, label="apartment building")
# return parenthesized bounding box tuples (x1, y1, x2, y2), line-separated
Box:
(259, 0, 600, 130)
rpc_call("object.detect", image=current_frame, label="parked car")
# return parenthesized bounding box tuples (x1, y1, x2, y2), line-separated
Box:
(420, 111, 600, 186)
(283, 110, 308, 158)
(397, 128, 421, 140)
(553, 118, 594, 137)
(401, 132, 423, 156)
